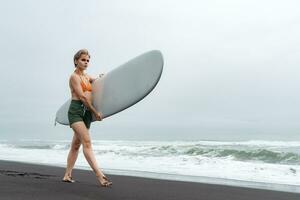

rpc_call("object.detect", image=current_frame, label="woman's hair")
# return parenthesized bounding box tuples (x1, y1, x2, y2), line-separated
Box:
(73, 49, 90, 67)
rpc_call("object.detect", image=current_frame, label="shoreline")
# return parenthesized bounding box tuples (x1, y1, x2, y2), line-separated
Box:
(0, 160, 299, 200)
(1, 159, 300, 194)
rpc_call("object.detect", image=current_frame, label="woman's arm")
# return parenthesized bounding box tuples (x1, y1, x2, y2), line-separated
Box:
(87, 74, 97, 83)
(69, 74, 101, 120)
(87, 73, 104, 83)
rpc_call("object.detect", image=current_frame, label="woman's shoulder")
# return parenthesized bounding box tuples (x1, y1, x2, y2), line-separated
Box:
(69, 72, 80, 81)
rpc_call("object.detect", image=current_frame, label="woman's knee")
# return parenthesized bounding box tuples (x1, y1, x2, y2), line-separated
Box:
(72, 142, 81, 151)
(71, 122, 91, 149)
(82, 139, 92, 149)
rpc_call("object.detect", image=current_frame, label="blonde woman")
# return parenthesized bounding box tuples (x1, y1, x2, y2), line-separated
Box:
(62, 49, 112, 187)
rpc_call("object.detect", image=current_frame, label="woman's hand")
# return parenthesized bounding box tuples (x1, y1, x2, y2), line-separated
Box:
(94, 112, 103, 121)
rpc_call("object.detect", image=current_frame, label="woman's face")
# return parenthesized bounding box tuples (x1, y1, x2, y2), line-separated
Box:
(76, 54, 90, 70)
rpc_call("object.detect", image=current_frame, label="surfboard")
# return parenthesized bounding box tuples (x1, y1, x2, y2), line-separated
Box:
(55, 50, 164, 125)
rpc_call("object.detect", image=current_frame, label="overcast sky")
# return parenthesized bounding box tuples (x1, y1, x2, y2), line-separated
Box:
(1, 0, 300, 141)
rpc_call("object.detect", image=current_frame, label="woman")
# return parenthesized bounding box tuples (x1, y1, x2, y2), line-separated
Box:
(62, 49, 112, 187)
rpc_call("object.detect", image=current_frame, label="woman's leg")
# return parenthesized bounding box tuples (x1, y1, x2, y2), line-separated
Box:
(63, 133, 81, 181)
(71, 121, 112, 186)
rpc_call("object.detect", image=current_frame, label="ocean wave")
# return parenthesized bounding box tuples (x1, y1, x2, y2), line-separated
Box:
(1, 139, 300, 188)
(7, 144, 69, 150)
(209, 148, 300, 164)
(184, 140, 300, 147)
(180, 146, 299, 164)
(1, 140, 300, 164)
(94, 143, 300, 165)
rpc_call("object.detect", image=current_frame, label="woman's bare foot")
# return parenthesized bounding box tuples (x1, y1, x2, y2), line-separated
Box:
(96, 174, 112, 187)
(62, 175, 75, 183)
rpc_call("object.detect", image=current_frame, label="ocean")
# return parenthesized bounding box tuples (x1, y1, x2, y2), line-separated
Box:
(0, 139, 299, 193)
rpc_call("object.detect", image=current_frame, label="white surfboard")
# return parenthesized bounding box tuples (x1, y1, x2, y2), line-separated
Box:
(55, 50, 164, 125)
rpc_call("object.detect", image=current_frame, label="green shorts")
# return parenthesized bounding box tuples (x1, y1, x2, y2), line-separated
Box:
(68, 100, 92, 129)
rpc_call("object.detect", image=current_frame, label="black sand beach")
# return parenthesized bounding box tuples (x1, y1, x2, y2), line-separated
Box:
(0, 160, 299, 200)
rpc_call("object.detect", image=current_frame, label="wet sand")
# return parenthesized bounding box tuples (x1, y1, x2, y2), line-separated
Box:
(0, 160, 299, 200)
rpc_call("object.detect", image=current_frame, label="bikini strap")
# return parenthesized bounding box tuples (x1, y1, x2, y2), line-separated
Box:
(79, 74, 89, 85)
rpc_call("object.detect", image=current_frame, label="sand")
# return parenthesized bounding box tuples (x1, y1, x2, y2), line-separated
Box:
(0, 160, 299, 200)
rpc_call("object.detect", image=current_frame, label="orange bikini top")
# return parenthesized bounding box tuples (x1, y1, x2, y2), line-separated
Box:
(79, 74, 92, 92)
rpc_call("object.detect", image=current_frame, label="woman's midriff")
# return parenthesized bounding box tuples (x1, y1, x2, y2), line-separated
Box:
(71, 91, 92, 103)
